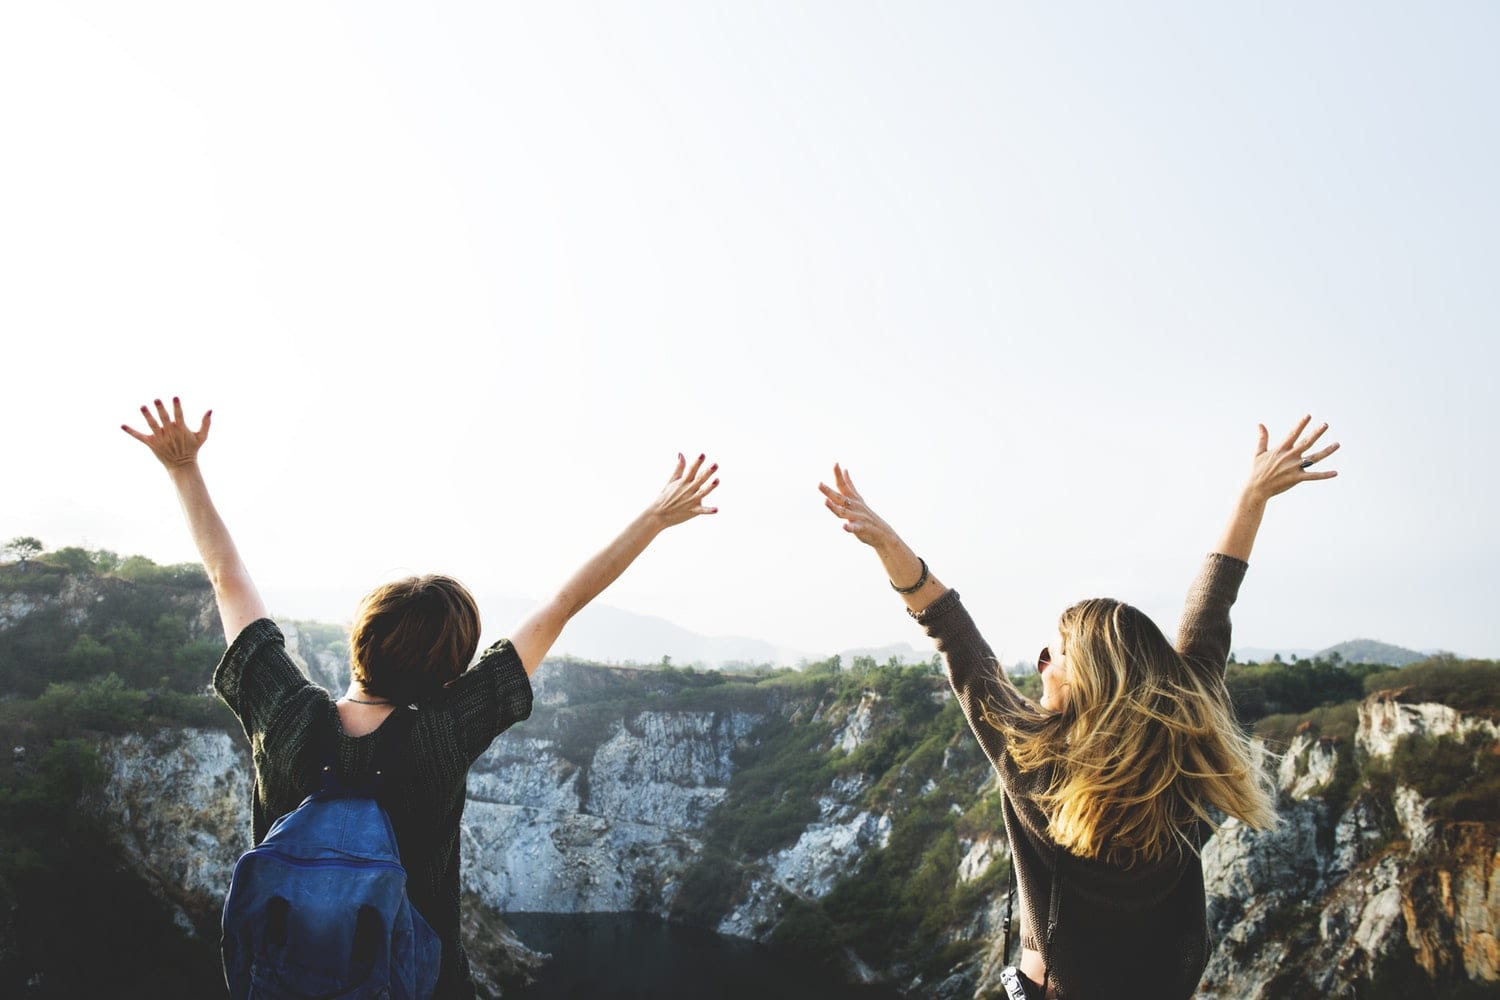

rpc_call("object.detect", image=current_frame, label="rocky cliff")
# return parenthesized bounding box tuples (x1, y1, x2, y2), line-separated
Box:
(4, 559, 1493, 997)
(1195, 692, 1500, 999)
(79, 650, 1500, 998)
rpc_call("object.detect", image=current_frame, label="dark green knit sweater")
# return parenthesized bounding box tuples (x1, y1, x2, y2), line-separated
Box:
(215, 619, 534, 999)
(914, 553, 1248, 999)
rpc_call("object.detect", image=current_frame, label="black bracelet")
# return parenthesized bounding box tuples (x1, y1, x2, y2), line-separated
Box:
(890, 557, 929, 595)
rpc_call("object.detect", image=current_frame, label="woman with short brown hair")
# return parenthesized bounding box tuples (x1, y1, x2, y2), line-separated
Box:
(125, 396, 721, 998)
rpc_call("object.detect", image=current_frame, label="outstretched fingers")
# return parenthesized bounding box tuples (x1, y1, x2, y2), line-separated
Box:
(122, 396, 211, 469)
(1298, 421, 1330, 452)
(1249, 415, 1341, 498)
(658, 453, 720, 521)
(1297, 440, 1341, 482)
(694, 472, 721, 514)
(819, 474, 853, 518)
(1279, 414, 1312, 452)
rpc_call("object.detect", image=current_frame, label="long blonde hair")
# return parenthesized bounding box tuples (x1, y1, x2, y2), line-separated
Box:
(986, 598, 1276, 867)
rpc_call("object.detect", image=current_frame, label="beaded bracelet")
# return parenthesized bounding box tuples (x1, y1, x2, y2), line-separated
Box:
(890, 557, 929, 595)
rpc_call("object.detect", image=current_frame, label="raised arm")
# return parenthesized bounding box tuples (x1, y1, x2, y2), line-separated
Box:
(508, 453, 720, 676)
(1180, 416, 1341, 671)
(1215, 415, 1340, 562)
(122, 398, 269, 643)
(820, 464, 1041, 765)
(818, 464, 948, 613)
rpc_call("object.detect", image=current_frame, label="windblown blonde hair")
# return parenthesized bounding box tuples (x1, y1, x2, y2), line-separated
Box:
(987, 598, 1277, 867)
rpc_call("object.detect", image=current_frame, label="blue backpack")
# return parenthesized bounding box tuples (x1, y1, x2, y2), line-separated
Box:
(221, 711, 441, 999)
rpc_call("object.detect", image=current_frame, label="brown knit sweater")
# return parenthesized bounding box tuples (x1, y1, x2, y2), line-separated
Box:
(913, 553, 1248, 999)
(215, 619, 534, 999)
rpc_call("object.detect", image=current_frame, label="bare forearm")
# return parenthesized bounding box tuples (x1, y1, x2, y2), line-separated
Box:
(512, 510, 668, 675)
(555, 510, 665, 620)
(870, 537, 948, 614)
(1214, 490, 1267, 563)
(166, 463, 267, 641)
(511, 453, 719, 675)
(820, 465, 946, 613)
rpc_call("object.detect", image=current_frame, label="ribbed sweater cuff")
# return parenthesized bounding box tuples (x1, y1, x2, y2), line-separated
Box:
(909, 588, 963, 628)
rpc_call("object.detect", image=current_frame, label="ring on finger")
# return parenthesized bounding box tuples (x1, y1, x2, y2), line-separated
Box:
(1299, 459, 1314, 470)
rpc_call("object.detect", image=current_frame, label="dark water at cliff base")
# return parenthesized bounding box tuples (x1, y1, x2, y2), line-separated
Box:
(506, 912, 901, 1000)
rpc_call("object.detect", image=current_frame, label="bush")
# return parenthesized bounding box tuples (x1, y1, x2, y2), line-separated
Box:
(1254, 700, 1362, 750)
(113, 556, 207, 588)
(710, 714, 835, 857)
(1228, 659, 1395, 725)
(1389, 731, 1500, 822)
(768, 896, 842, 969)
(0, 560, 67, 596)
(44, 546, 99, 574)
(1364, 656, 1500, 716)
(147, 690, 238, 730)
(669, 850, 747, 927)
(62, 633, 115, 681)
(31, 675, 146, 733)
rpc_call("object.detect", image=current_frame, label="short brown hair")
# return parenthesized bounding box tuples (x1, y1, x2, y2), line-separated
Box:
(349, 575, 481, 704)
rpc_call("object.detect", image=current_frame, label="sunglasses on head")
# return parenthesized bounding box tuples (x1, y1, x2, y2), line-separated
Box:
(1037, 646, 1051, 674)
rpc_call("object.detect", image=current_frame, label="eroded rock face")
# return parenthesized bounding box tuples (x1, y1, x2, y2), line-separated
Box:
(79, 661, 1500, 1000)
(1359, 694, 1500, 758)
(586, 710, 760, 828)
(720, 803, 894, 941)
(460, 706, 763, 914)
(1195, 699, 1500, 998)
(1277, 730, 1340, 800)
(88, 727, 251, 934)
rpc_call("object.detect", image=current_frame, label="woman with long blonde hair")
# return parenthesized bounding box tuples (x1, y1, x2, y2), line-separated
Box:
(820, 417, 1339, 999)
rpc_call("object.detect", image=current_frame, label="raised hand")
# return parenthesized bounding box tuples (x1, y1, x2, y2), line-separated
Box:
(1244, 415, 1340, 502)
(510, 452, 723, 675)
(120, 399, 267, 640)
(1215, 415, 1341, 563)
(818, 464, 897, 549)
(650, 453, 721, 527)
(121, 397, 212, 470)
(819, 464, 941, 608)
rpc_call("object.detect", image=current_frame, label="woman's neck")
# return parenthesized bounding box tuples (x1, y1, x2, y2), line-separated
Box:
(339, 682, 394, 706)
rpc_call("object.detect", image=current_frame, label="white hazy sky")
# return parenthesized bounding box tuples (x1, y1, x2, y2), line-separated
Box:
(3, 3, 1496, 662)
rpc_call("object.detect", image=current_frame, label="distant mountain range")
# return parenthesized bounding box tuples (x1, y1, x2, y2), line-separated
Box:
(1235, 639, 1435, 667)
(262, 585, 1443, 670)
(530, 610, 1439, 671)
(471, 596, 937, 669)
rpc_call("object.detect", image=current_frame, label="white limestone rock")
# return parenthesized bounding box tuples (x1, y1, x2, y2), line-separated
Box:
(836, 692, 883, 753)
(957, 835, 1007, 885)
(1277, 730, 1341, 799)
(1360, 696, 1500, 758)
(89, 728, 251, 930)
(586, 710, 759, 829)
(767, 810, 892, 899)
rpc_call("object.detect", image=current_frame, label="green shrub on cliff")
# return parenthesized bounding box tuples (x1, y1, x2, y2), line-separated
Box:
(1364, 656, 1500, 716)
